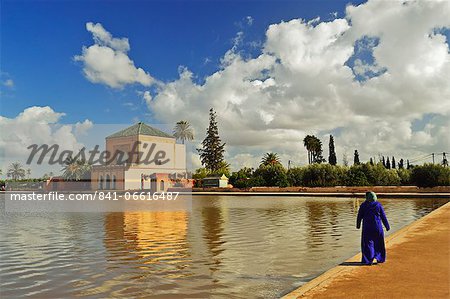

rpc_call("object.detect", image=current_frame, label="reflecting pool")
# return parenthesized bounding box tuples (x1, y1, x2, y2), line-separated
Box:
(0, 195, 447, 298)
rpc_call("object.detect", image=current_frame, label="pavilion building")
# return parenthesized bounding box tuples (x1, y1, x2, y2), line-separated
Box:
(91, 122, 187, 191)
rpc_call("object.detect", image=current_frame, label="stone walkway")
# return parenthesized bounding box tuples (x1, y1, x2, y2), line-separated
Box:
(282, 201, 450, 299)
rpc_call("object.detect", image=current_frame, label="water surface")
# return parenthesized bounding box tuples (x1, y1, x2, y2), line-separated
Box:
(0, 195, 447, 298)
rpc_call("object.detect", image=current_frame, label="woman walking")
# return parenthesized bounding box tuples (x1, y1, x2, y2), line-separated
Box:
(357, 191, 390, 265)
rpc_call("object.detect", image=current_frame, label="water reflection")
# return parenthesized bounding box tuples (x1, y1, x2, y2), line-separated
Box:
(0, 195, 447, 298)
(105, 212, 189, 265)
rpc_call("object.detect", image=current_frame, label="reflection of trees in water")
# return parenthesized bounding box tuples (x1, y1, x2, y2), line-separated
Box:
(201, 206, 225, 273)
(328, 202, 340, 239)
(305, 201, 327, 250)
(305, 200, 356, 252)
(353, 198, 362, 214)
(411, 198, 445, 217)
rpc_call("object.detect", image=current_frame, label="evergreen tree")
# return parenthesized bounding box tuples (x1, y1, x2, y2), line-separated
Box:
(407, 159, 410, 169)
(343, 152, 349, 167)
(353, 150, 360, 165)
(328, 135, 337, 165)
(369, 157, 374, 165)
(382, 156, 386, 167)
(399, 158, 404, 169)
(197, 108, 226, 173)
(392, 156, 396, 169)
(386, 157, 391, 169)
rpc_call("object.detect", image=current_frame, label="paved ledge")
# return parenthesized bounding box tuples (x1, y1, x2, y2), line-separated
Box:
(281, 201, 450, 299)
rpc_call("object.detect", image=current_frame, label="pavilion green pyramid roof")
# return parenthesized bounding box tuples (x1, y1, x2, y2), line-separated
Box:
(106, 122, 174, 139)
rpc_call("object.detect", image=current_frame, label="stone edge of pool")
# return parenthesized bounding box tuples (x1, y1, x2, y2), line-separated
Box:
(279, 200, 450, 299)
(190, 192, 450, 198)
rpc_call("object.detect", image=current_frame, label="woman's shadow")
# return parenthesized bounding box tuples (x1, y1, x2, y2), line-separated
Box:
(340, 261, 378, 266)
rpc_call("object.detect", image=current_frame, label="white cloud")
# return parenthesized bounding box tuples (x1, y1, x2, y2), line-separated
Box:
(86, 22, 130, 52)
(3, 79, 14, 87)
(74, 119, 93, 136)
(147, 0, 450, 169)
(71, 1, 449, 170)
(246, 16, 254, 26)
(142, 90, 152, 104)
(352, 58, 385, 79)
(75, 22, 154, 89)
(0, 106, 91, 176)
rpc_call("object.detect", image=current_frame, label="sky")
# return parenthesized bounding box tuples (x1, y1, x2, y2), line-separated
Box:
(1, 0, 450, 176)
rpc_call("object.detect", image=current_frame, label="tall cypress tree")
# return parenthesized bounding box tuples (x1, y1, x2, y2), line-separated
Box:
(197, 108, 226, 173)
(392, 156, 396, 169)
(328, 135, 337, 165)
(369, 157, 374, 165)
(353, 150, 360, 165)
(386, 157, 391, 169)
(399, 158, 404, 169)
(382, 156, 386, 167)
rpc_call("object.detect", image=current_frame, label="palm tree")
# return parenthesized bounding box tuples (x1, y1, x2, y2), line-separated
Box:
(62, 157, 92, 181)
(310, 137, 325, 163)
(173, 120, 194, 144)
(303, 135, 324, 164)
(260, 152, 281, 166)
(303, 135, 315, 164)
(7, 162, 26, 180)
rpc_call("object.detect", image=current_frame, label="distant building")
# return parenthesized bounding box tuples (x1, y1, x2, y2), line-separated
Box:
(202, 175, 229, 188)
(91, 122, 187, 191)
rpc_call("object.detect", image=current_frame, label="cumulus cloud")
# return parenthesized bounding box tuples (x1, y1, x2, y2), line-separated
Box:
(147, 0, 450, 168)
(86, 22, 130, 52)
(246, 16, 254, 26)
(72, 1, 449, 169)
(142, 90, 152, 104)
(75, 22, 154, 89)
(0, 106, 91, 176)
(3, 79, 14, 88)
(74, 119, 94, 136)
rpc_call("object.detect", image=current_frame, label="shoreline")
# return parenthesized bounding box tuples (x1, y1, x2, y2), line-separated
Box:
(281, 201, 450, 298)
(191, 185, 450, 198)
(2, 187, 449, 199)
(190, 191, 450, 198)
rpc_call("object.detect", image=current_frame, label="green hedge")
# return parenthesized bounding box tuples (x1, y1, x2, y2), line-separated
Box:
(411, 164, 450, 187)
(205, 163, 450, 188)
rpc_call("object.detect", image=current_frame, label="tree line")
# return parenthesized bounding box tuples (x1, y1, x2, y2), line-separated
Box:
(193, 111, 449, 188)
(227, 161, 450, 188)
(2, 110, 447, 189)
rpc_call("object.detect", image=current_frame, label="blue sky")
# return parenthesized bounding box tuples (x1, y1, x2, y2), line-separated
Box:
(1, 0, 364, 123)
(1, 0, 449, 172)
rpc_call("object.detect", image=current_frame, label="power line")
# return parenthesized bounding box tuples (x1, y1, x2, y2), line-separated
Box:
(408, 153, 432, 163)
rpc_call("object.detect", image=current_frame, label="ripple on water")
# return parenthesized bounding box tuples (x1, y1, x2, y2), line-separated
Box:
(0, 195, 447, 298)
